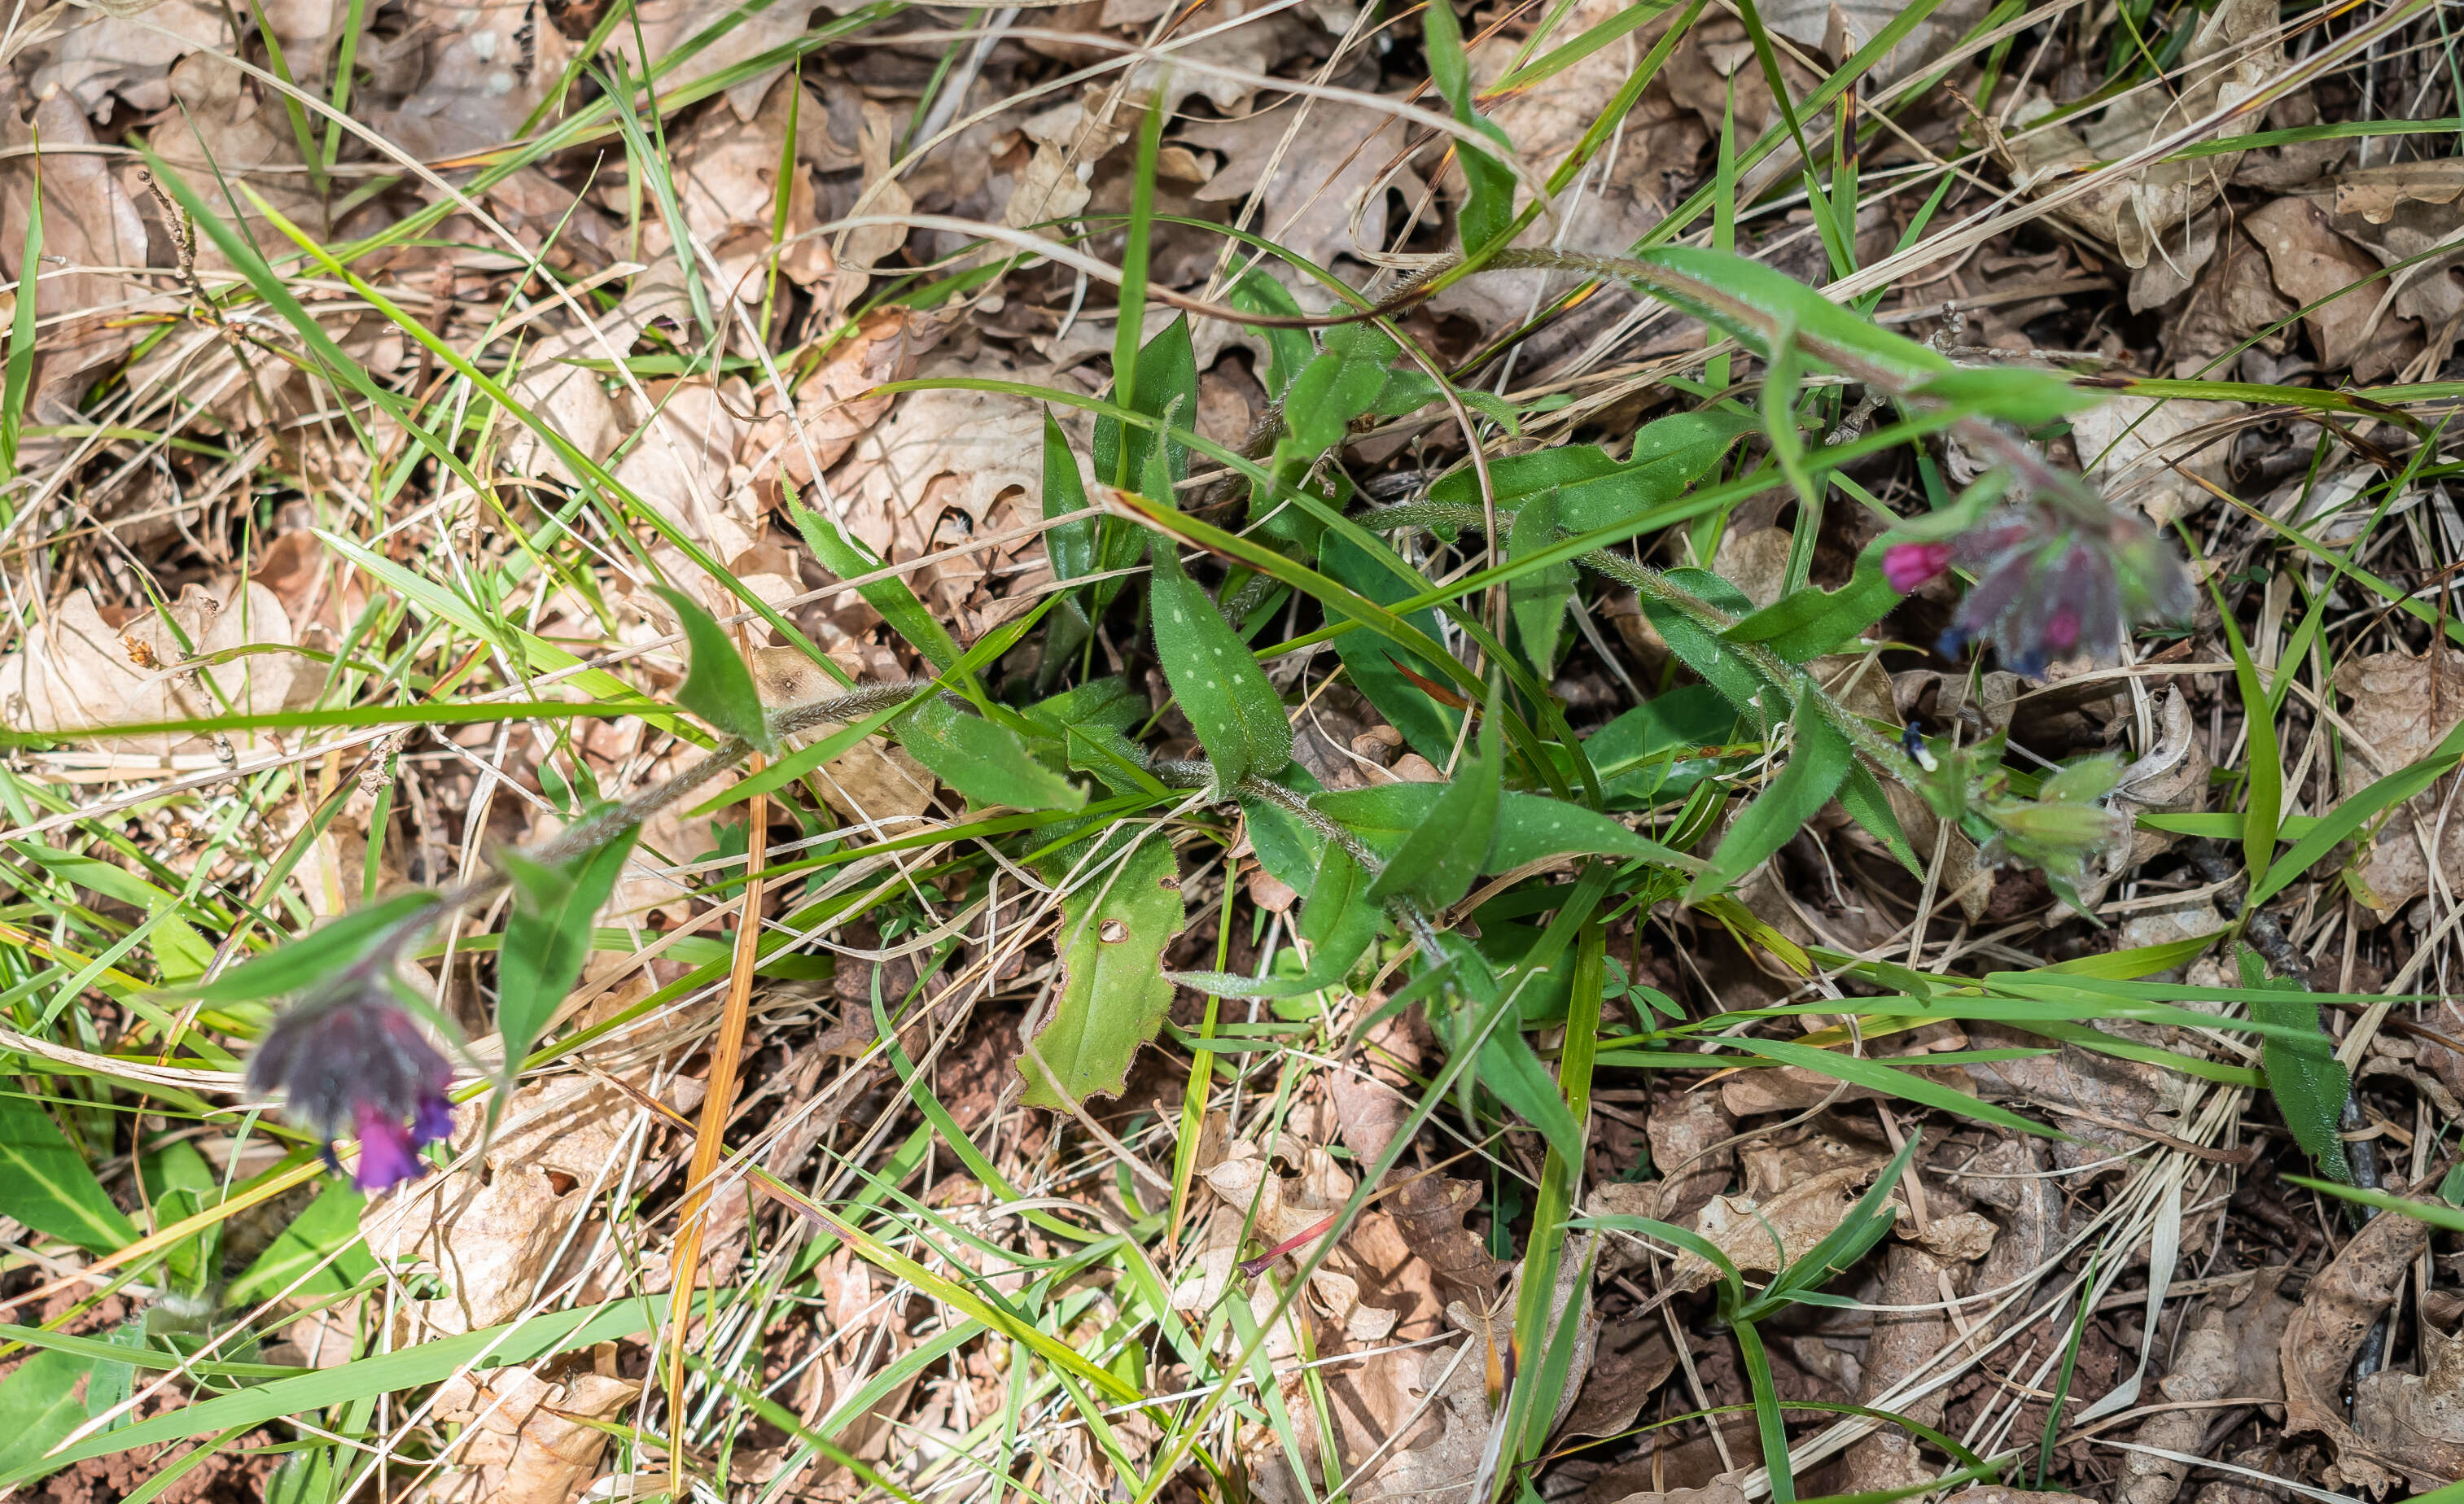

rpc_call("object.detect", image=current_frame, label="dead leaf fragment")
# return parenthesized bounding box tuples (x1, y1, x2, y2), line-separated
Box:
(2282, 1199, 2436, 1493)
(2244, 197, 2420, 383)
(2334, 649, 2464, 921)
(431, 1366, 643, 1504)
(2124, 1269, 2296, 1504)
(2350, 1322, 2464, 1493)
(1668, 1165, 1892, 1296)
(0, 583, 295, 754)
(2068, 396, 2242, 528)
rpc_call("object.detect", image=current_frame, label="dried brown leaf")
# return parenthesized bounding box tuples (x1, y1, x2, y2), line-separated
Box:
(2334, 649, 2464, 921)
(0, 583, 295, 754)
(2282, 1201, 2436, 1493)
(1667, 1165, 1891, 1296)
(2244, 197, 2420, 383)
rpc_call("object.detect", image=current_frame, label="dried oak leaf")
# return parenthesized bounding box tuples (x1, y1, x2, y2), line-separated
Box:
(2244, 196, 2421, 383)
(1642, 1082, 1734, 1225)
(2282, 1200, 2436, 1493)
(1994, 0, 2281, 269)
(1560, 1315, 1678, 1441)
(1665, 1165, 1891, 1297)
(1599, 1480, 1752, 1504)
(2332, 649, 2464, 922)
(2124, 1268, 2297, 1504)
(0, 583, 295, 754)
(430, 1366, 642, 1504)
(2330, 160, 2464, 375)
(2068, 396, 2243, 529)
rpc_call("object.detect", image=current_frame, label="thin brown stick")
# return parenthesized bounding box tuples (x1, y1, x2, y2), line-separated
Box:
(663, 759, 769, 1469)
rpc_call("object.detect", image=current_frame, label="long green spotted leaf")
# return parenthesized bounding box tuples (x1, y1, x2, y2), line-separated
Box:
(0, 1095, 140, 1253)
(1021, 834, 1188, 1108)
(2240, 947, 2352, 1183)
(1149, 543, 1291, 789)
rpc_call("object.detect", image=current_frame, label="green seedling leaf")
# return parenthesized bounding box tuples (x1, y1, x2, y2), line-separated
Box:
(1284, 346, 1391, 454)
(186, 890, 441, 1003)
(1228, 269, 1313, 399)
(1423, 0, 1516, 251)
(1508, 489, 1577, 675)
(1367, 715, 1501, 911)
(649, 585, 776, 753)
(0, 1348, 95, 1483)
(899, 697, 1085, 811)
(1320, 532, 1464, 763)
(1585, 687, 1739, 807)
(229, 1179, 374, 1304)
(1693, 686, 1852, 897)
(1720, 550, 1902, 662)
(1020, 833, 1188, 1108)
(1836, 763, 1920, 875)
(1042, 411, 1095, 583)
(1149, 542, 1293, 791)
(790, 504, 959, 671)
(497, 824, 641, 1074)
(1094, 313, 1197, 491)
(1478, 1024, 1586, 1167)
(2240, 947, 2352, 1184)
(0, 1095, 141, 1253)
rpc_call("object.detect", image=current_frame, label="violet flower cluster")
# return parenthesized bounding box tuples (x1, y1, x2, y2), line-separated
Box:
(246, 985, 455, 1193)
(1884, 500, 2192, 679)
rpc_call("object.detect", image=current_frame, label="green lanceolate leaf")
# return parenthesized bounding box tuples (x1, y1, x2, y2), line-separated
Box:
(186, 890, 442, 1003)
(1021, 833, 1188, 1108)
(1721, 549, 1902, 662)
(1320, 531, 1464, 764)
(1094, 314, 1197, 492)
(1172, 842, 1384, 999)
(0, 1095, 141, 1253)
(650, 585, 776, 753)
(1042, 411, 1095, 582)
(229, 1179, 374, 1304)
(1149, 542, 1292, 790)
(790, 505, 959, 671)
(0, 1348, 96, 1484)
(1368, 713, 1501, 911)
(497, 824, 641, 1074)
(1693, 684, 1852, 898)
(1639, 568, 1775, 715)
(1508, 489, 1578, 675)
(2240, 947, 2352, 1184)
(899, 697, 1086, 811)
(1311, 783, 1698, 872)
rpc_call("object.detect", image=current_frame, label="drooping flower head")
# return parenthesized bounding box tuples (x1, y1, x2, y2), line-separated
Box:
(1977, 753, 2130, 912)
(1884, 482, 2193, 680)
(1928, 501, 2192, 679)
(247, 986, 455, 1193)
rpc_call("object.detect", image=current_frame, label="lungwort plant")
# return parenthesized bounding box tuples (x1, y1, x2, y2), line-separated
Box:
(215, 233, 2194, 1189)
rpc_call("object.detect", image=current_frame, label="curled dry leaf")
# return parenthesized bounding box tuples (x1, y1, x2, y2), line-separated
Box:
(2335, 647, 2464, 921)
(752, 648, 935, 826)
(1559, 1315, 1678, 1441)
(2077, 687, 2210, 910)
(1907, 1209, 1999, 1263)
(1996, 0, 2281, 269)
(430, 1363, 643, 1504)
(2123, 1268, 2297, 1504)
(1846, 1243, 1950, 1492)
(2281, 1197, 2436, 1493)
(2328, 161, 2464, 375)
(363, 1074, 658, 1336)
(1600, 1482, 1752, 1504)
(1665, 1165, 1893, 1297)
(0, 583, 295, 754)
(2349, 1323, 2464, 1492)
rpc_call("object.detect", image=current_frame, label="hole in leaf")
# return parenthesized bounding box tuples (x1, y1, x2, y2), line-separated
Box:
(1098, 918, 1130, 943)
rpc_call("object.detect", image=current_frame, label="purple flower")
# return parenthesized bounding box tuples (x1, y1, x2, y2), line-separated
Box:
(1933, 503, 2191, 680)
(247, 989, 456, 1193)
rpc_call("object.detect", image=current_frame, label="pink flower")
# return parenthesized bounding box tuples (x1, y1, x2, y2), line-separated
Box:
(1884, 542, 1954, 593)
